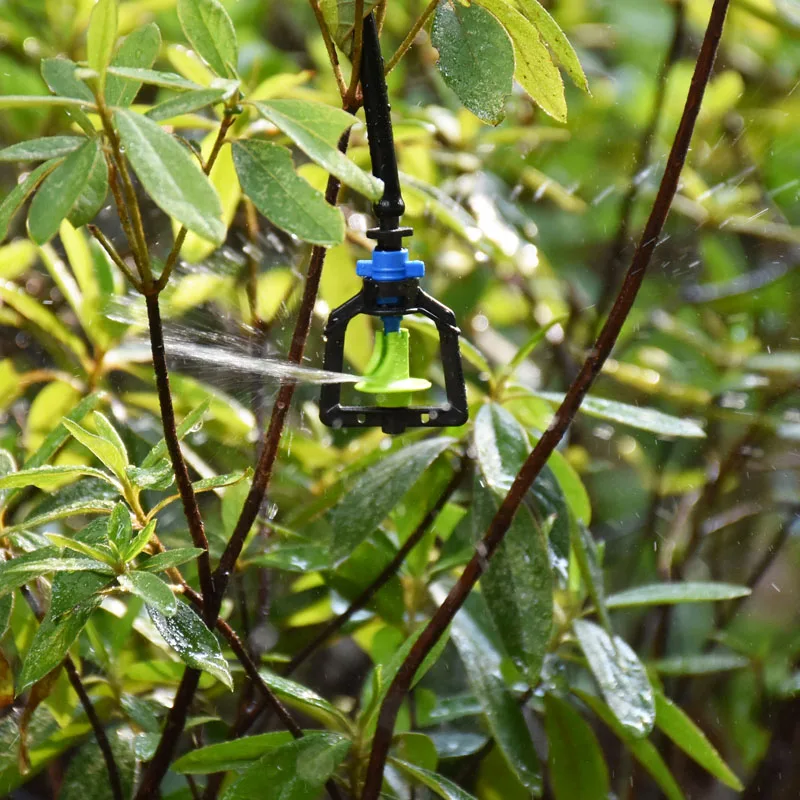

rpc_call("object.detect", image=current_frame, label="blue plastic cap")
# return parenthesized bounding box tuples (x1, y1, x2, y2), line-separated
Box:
(356, 249, 425, 282)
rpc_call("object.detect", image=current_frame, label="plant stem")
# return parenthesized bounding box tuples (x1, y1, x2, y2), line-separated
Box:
(309, 0, 348, 98)
(384, 0, 439, 75)
(87, 224, 141, 289)
(593, 0, 685, 331)
(360, 1, 731, 794)
(346, 0, 365, 106)
(134, 123, 354, 800)
(64, 657, 124, 800)
(284, 464, 463, 676)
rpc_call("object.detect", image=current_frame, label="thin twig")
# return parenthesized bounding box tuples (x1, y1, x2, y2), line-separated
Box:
(64, 657, 125, 800)
(284, 464, 464, 676)
(360, 1, 731, 794)
(134, 122, 355, 800)
(309, 0, 348, 98)
(593, 0, 686, 330)
(346, 0, 366, 106)
(87, 224, 141, 289)
(384, 0, 439, 75)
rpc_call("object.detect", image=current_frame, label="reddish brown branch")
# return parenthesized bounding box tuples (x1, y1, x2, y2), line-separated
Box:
(360, 1, 732, 795)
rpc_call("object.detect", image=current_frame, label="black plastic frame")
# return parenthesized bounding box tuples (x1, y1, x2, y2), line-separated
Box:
(320, 279, 469, 434)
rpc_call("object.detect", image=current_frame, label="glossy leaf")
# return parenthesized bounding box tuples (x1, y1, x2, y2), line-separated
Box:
(147, 87, 227, 121)
(0, 136, 85, 162)
(232, 140, 344, 246)
(107, 502, 133, 552)
(220, 733, 350, 800)
(106, 22, 162, 107)
(655, 691, 742, 790)
(124, 519, 157, 561)
(258, 671, 352, 732)
(120, 571, 178, 616)
(105, 66, 204, 91)
(86, 0, 118, 90)
(431, 1, 514, 125)
(391, 759, 478, 800)
(544, 693, 609, 800)
(142, 399, 210, 467)
(67, 150, 108, 228)
(178, 0, 238, 78)
(254, 100, 383, 200)
(328, 437, 453, 564)
(0, 465, 118, 491)
(573, 619, 655, 737)
(0, 550, 113, 597)
(431, 584, 542, 794)
(115, 108, 225, 243)
(536, 392, 706, 438)
(0, 160, 60, 241)
(40, 57, 93, 102)
(27, 138, 100, 244)
(606, 582, 751, 609)
(59, 730, 137, 800)
(63, 413, 129, 482)
(653, 653, 750, 676)
(173, 731, 295, 773)
(148, 600, 233, 688)
(477, 0, 567, 121)
(138, 547, 205, 573)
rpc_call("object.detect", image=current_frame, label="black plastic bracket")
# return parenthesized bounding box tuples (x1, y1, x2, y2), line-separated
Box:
(319, 279, 469, 435)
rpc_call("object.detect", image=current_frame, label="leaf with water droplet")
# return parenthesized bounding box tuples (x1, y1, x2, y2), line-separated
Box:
(173, 731, 296, 774)
(148, 600, 232, 689)
(573, 619, 655, 738)
(431, 1, 514, 125)
(606, 581, 751, 609)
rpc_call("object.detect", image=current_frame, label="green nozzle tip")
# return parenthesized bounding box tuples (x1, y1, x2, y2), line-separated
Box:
(355, 329, 431, 406)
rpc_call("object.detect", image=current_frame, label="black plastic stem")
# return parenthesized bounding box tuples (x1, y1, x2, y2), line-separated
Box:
(361, 13, 408, 248)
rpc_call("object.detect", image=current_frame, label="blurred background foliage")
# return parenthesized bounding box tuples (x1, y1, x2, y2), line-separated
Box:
(0, 0, 799, 798)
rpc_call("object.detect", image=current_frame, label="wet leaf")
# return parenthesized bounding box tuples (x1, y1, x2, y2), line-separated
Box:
(0, 550, 112, 597)
(115, 108, 225, 243)
(232, 140, 344, 246)
(148, 600, 232, 688)
(173, 731, 295, 773)
(431, 1, 514, 125)
(573, 619, 655, 737)
(254, 100, 383, 200)
(328, 437, 453, 564)
(477, 0, 567, 121)
(655, 691, 742, 790)
(606, 582, 751, 609)
(106, 22, 162, 107)
(0, 136, 85, 162)
(41, 57, 94, 102)
(27, 138, 100, 244)
(653, 653, 750, 676)
(146, 87, 228, 122)
(220, 733, 350, 800)
(0, 160, 60, 241)
(544, 693, 609, 800)
(124, 519, 157, 561)
(0, 465, 117, 492)
(391, 759, 477, 800)
(138, 547, 205, 573)
(431, 584, 542, 794)
(63, 412, 129, 483)
(59, 729, 137, 800)
(105, 66, 204, 92)
(120, 571, 178, 616)
(67, 150, 108, 228)
(178, 0, 238, 78)
(258, 671, 352, 732)
(86, 0, 118, 90)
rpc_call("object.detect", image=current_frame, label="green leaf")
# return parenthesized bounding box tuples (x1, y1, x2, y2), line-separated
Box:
(232, 140, 344, 246)
(653, 653, 750, 676)
(138, 547, 205, 572)
(107, 502, 133, 552)
(106, 22, 162, 107)
(87, 0, 118, 90)
(146, 87, 227, 121)
(573, 619, 655, 737)
(571, 524, 611, 631)
(173, 731, 296, 773)
(431, 1, 514, 125)
(328, 438, 453, 564)
(320, 0, 380, 53)
(27, 138, 101, 244)
(105, 66, 204, 92)
(124, 519, 157, 561)
(547, 448, 591, 525)
(120, 571, 177, 616)
(0, 550, 113, 597)
(0, 499, 117, 535)
(514, 0, 588, 91)
(535, 392, 706, 438)
(115, 108, 225, 243)
(46, 533, 117, 567)
(258, 671, 352, 732)
(496, 318, 566, 388)
(431, 584, 541, 793)
(474, 403, 529, 493)
(606, 582, 751, 609)
(59, 729, 137, 800)
(391, 760, 478, 800)
(142, 399, 210, 468)
(654, 691, 742, 790)
(63, 414, 129, 482)
(148, 601, 232, 688)
(476, 0, 567, 121)
(0, 465, 118, 491)
(67, 150, 108, 228)
(0, 136, 85, 162)
(254, 100, 383, 200)
(0, 160, 61, 241)
(177, 0, 238, 79)
(220, 733, 351, 800)
(544, 693, 609, 800)
(41, 58, 94, 102)
(0, 449, 17, 511)
(577, 690, 685, 800)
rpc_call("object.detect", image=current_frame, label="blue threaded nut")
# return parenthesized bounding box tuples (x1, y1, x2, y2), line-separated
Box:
(356, 249, 425, 282)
